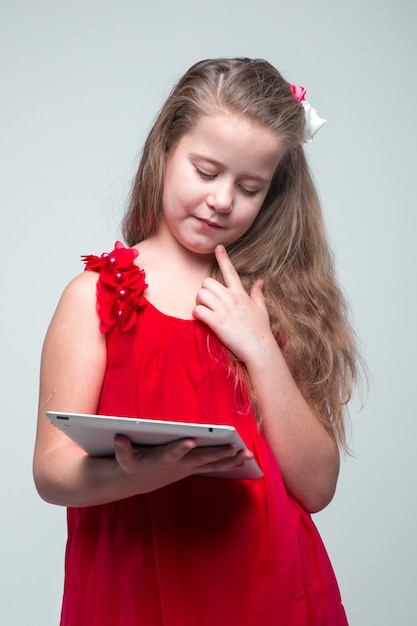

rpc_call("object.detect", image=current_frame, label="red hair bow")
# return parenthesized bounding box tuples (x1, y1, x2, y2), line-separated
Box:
(290, 83, 306, 102)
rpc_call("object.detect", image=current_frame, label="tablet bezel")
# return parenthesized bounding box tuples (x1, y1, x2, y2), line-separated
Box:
(45, 411, 263, 480)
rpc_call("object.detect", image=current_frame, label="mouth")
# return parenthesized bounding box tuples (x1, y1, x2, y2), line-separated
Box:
(194, 216, 223, 229)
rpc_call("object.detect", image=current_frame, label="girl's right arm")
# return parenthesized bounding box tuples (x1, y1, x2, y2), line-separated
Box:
(33, 271, 252, 508)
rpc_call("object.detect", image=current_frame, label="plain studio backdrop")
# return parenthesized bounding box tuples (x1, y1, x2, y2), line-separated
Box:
(1, 1, 415, 624)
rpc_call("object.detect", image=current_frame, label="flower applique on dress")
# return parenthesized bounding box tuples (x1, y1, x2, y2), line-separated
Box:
(82, 241, 148, 334)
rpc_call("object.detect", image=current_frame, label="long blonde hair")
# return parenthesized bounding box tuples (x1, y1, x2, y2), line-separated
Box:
(123, 58, 362, 450)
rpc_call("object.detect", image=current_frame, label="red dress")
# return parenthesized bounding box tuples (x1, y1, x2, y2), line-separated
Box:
(60, 242, 348, 626)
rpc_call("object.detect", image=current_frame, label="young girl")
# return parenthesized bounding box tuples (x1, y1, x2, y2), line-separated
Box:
(34, 58, 359, 625)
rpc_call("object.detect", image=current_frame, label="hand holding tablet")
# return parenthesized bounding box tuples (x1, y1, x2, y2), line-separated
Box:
(46, 412, 263, 480)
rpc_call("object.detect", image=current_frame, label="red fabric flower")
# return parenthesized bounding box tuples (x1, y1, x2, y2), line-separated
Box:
(289, 83, 306, 102)
(82, 241, 148, 333)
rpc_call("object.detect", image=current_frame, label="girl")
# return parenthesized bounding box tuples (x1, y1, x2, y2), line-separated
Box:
(34, 58, 359, 625)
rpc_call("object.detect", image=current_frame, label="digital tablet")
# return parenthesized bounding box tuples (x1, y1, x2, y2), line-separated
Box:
(46, 411, 263, 480)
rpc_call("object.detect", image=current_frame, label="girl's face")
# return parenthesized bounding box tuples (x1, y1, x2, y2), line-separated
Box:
(159, 112, 286, 256)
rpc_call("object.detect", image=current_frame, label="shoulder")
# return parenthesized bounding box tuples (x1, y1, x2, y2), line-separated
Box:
(39, 272, 106, 425)
(41, 270, 105, 400)
(47, 271, 102, 341)
(57, 268, 99, 311)
(62, 268, 99, 300)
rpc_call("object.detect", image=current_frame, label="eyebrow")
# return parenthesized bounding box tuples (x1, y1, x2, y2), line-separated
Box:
(190, 154, 270, 185)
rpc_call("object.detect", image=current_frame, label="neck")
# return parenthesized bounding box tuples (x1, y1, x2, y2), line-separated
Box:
(134, 234, 214, 320)
(140, 226, 215, 278)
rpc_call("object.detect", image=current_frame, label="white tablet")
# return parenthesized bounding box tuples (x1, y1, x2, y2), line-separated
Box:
(46, 411, 263, 480)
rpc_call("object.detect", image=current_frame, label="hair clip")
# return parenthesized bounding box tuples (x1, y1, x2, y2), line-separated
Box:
(290, 83, 327, 143)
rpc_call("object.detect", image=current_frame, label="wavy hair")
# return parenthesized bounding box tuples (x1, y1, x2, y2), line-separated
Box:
(122, 58, 362, 450)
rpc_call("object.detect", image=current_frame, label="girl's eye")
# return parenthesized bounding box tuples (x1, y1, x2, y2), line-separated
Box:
(197, 169, 216, 181)
(196, 167, 259, 196)
(238, 185, 258, 197)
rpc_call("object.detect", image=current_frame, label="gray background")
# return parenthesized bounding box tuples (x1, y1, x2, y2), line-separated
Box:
(1, 1, 416, 624)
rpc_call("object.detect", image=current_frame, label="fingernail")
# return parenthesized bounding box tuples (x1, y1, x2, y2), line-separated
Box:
(215, 244, 225, 252)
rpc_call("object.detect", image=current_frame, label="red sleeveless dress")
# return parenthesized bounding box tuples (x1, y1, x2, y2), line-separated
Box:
(60, 242, 348, 626)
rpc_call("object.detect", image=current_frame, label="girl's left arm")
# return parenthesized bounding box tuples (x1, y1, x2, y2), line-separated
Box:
(193, 245, 340, 514)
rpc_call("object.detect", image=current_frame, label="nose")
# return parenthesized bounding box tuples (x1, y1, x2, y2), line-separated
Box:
(207, 180, 234, 213)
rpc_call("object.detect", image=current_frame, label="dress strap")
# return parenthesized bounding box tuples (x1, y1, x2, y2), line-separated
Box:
(82, 241, 148, 334)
